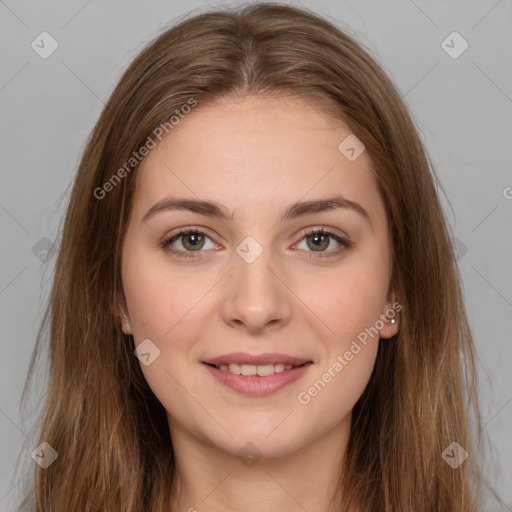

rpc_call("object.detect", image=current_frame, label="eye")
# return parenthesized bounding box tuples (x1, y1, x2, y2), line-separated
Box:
(161, 228, 218, 259)
(161, 226, 352, 260)
(294, 227, 352, 257)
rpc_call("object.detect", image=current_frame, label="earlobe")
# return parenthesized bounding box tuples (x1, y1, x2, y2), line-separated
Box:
(116, 299, 133, 335)
(378, 294, 401, 339)
(379, 314, 399, 339)
(120, 313, 133, 335)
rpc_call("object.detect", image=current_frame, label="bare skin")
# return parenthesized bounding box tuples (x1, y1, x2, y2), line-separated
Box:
(119, 94, 400, 512)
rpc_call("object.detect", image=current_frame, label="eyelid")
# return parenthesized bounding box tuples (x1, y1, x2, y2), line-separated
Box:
(299, 226, 348, 242)
(160, 226, 219, 254)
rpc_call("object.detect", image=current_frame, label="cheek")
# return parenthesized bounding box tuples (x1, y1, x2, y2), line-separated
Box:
(296, 255, 389, 346)
(295, 261, 386, 415)
(122, 247, 211, 341)
(123, 267, 171, 339)
(122, 252, 210, 422)
(291, 249, 388, 407)
(296, 340, 378, 427)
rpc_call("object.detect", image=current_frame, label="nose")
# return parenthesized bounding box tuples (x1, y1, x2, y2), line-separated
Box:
(220, 244, 293, 335)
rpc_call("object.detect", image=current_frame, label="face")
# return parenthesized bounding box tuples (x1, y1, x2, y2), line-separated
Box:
(119, 94, 399, 459)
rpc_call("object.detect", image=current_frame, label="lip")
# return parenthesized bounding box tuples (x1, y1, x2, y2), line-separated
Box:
(202, 353, 311, 366)
(202, 357, 313, 397)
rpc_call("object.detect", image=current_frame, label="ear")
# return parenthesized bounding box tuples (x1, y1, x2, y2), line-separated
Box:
(378, 290, 401, 339)
(116, 296, 133, 335)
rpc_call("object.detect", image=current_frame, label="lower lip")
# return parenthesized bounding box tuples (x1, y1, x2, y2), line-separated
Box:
(202, 362, 313, 396)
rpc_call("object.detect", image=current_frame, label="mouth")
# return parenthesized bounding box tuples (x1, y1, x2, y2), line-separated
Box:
(201, 353, 313, 396)
(204, 361, 309, 376)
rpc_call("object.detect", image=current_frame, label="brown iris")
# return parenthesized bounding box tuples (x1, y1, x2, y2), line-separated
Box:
(306, 232, 329, 251)
(181, 232, 205, 251)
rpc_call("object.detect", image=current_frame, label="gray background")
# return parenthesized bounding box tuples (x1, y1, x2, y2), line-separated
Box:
(1, 0, 511, 510)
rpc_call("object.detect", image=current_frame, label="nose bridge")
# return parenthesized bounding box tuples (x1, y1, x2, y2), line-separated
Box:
(233, 236, 278, 309)
(222, 235, 291, 332)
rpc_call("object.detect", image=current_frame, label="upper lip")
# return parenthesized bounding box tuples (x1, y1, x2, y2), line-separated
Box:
(202, 353, 311, 366)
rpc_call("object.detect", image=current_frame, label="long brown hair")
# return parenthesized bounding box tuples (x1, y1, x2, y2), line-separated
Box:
(18, 3, 484, 510)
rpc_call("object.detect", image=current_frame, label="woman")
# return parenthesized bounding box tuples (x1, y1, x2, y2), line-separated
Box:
(20, 3, 484, 510)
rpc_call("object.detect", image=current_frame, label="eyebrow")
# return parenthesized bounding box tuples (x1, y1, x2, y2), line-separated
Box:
(142, 195, 372, 227)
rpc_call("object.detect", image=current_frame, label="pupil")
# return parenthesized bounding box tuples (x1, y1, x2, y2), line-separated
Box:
(188, 234, 201, 245)
(313, 234, 322, 245)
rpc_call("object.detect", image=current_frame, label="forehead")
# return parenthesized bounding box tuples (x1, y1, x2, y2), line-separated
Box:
(131, 94, 385, 227)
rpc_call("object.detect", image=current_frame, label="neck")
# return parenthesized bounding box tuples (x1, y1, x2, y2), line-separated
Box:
(167, 414, 351, 512)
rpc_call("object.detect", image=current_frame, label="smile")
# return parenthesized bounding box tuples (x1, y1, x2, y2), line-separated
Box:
(212, 362, 299, 376)
(202, 361, 313, 396)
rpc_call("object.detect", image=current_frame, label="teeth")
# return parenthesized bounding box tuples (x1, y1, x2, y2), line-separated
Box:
(240, 364, 257, 376)
(215, 362, 299, 376)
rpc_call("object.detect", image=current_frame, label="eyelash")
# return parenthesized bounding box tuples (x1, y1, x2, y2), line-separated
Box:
(160, 227, 352, 260)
